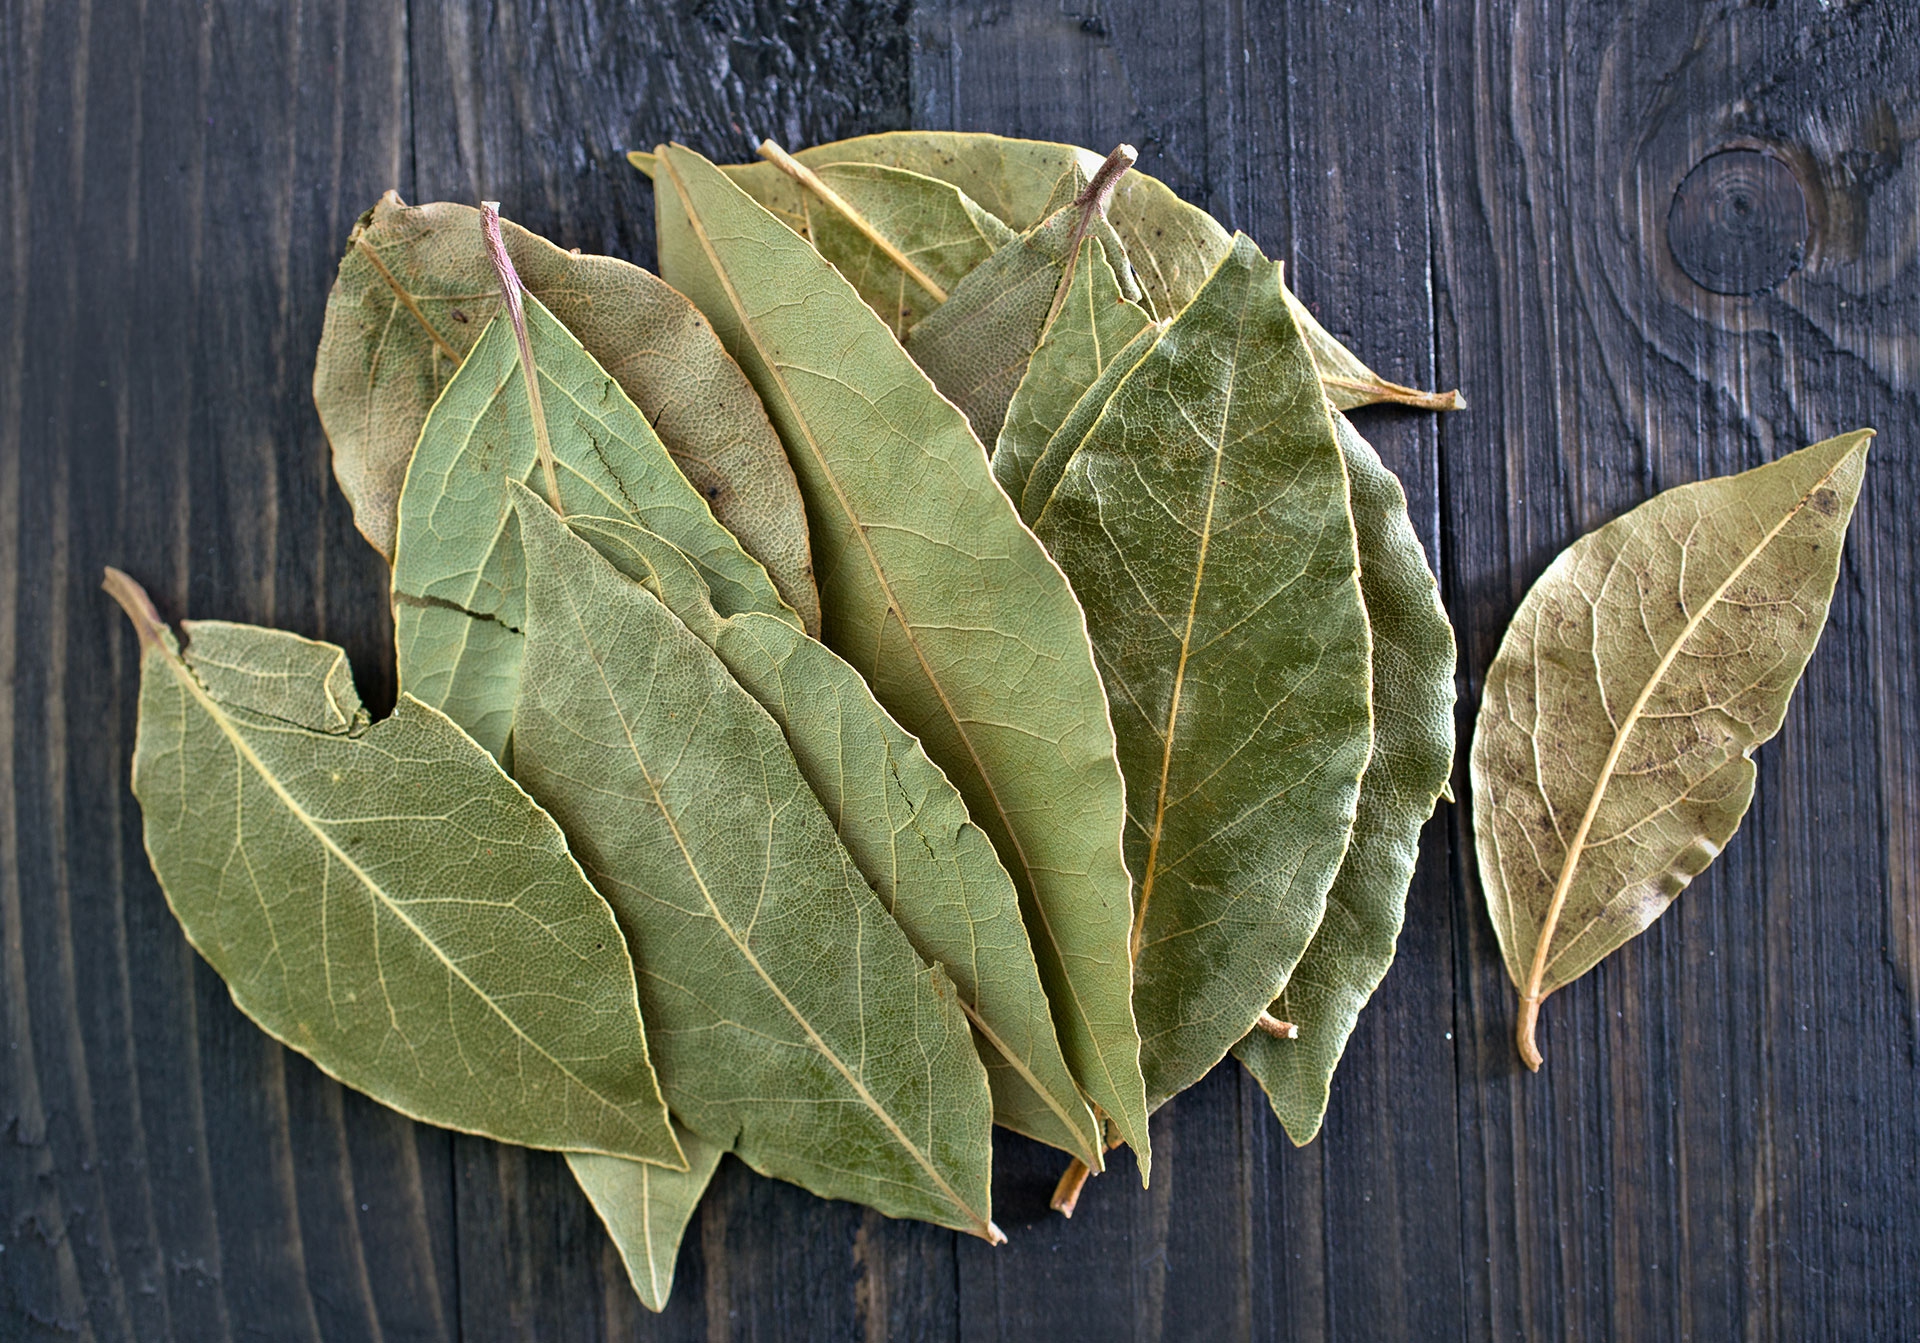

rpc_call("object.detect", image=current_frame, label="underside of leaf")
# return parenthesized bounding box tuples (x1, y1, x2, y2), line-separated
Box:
(1031, 234, 1375, 1110)
(1471, 430, 1871, 1069)
(509, 492, 998, 1237)
(390, 294, 795, 760)
(570, 514, 1103, 1168)
(569, 1124, 725, 1313)
(105, 569, 682, 1168)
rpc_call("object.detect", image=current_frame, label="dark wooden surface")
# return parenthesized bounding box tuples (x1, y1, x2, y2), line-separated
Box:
(4, 1, 1916, 1338)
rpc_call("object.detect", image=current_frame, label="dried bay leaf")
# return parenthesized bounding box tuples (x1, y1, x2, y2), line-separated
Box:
(312, 194, 820, 632)
(509, 492, 998, 1239)
(652, 143, 1151, 1172)
(993, 240, 1152, 505)
(1019, 320, 1165, 526)
(1016, 268, 1458, 530)
(769, 154, 1018, 336)
(568, 1122, 724, 1313)
(1473, 430, 1871, 1069)
(632, 147, 1022, 338)
(1283, 291, 1465, 414)
(571, 514, 1104, 1168)
(391, 292, 795, 760)
(658, 133, 1203, 317)
(1234, 412, 1456, 1143)
(102, 569, 682, 1168)
(1031, 234, 1375, 1111)
(565, 503, 1097, 1301)
(818, 136, 1454, 409)
(905, 151, 1143, 446)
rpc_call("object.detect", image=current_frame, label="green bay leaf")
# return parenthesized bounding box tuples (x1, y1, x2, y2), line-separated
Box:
(312, 194, 820, 631)
(1472, 430, 1871, 1069)
(571, 515, 1103, 1167)
(1032, 234, 1375, 1111)
(652, 142, 1151, 1173)
(1233, 412, 1456, 1143)
(791, 161, 1018, 336)
(391, 293, 795, 761)
(993, 239, 1152, 505)
(508, 492, 998, 1239)
(104, 570, 682, 1167)
(1020, 319, 1165, 526)
(568, 1122, 724, 1313)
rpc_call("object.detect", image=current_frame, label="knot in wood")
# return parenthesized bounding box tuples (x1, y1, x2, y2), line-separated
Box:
(1667, 149, 1808, 296)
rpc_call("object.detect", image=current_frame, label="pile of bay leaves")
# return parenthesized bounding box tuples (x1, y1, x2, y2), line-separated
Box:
(108, 133, 1462, 1312)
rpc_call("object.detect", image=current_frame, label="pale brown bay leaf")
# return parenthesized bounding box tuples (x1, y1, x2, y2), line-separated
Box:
(1472, 430, 1872, 1068)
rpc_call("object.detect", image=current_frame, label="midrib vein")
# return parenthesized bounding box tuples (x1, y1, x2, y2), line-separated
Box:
(1522, 452, 1857, 1001)
(355, 238, 460, 362)
(565, 564, 987, 1235)
(1130, 307, 1243, 965)
(161, 650, 648, 1132)
(956, 1000, 1101, 1166)
(641, 1164, 661, 1301)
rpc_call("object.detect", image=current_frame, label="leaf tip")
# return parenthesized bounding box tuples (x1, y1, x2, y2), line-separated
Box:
(102, 567, 167, 653)
(626, 149, 658, 179)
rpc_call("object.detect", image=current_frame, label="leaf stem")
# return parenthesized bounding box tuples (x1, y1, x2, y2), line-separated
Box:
(1050, 1158, 1092, 1218)
(756, 139, 949, 304)
(1253, 1011, 1298, 1040)
(481, 202, 563, 517)
(1317, 372, 1466, 412)
(103, 567, 167, 653)
(1516, 994, 1544, 1071)
(1045, 144, 1137, 330)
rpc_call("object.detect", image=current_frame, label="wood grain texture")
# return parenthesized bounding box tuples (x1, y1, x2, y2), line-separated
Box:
(3, 0, 1915, 1339)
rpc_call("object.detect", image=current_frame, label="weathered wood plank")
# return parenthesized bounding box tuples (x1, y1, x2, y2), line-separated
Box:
(2, 1, 426, 1340)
